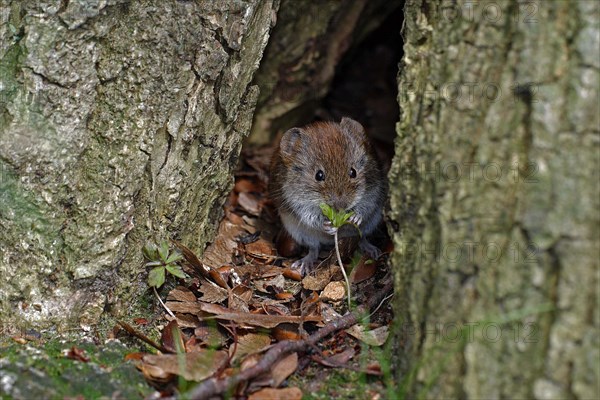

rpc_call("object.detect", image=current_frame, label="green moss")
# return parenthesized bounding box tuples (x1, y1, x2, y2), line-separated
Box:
(0, 339, 154, 399)
(0, 37, 24, 127)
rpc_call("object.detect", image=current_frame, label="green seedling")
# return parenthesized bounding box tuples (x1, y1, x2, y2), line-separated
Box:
(319, 204, 355, 229)
(320, 203, 362, 309)
(142, 241, 186, 288)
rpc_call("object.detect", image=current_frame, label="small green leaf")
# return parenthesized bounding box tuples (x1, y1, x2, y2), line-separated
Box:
(158, 241, 169, 261)
(365, 259, 374, 265)
(166, 264, 186, 279)
(321, 203, 356, 228)
(320, 203, 335, 222)
(142, 242, 159, 260)
(148, 266, 166, 288)
(166, 251, 183, 264)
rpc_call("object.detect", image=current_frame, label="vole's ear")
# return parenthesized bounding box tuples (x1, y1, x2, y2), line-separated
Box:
(340, 117, 366, 141)
(279, 127, 306, 157)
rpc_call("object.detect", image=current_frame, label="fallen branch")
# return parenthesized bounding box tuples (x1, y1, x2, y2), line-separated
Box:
(185, 280, 394, 400)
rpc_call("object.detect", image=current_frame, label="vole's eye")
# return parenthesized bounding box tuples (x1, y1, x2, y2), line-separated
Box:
(349, 168, 357, 178)
(315, 170, 325, 182)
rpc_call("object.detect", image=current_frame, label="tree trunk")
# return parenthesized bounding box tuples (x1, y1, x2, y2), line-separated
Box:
(0, 0, 278, 329)
(388, 0, 599, 398)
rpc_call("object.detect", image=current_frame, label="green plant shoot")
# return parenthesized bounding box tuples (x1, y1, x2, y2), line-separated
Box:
(142, 241, 185, 289)
(320, 203, 357, 309)
(319, 203, 354, 228)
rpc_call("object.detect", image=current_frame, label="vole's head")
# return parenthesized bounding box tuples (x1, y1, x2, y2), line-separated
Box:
(278, 117, 374, 214)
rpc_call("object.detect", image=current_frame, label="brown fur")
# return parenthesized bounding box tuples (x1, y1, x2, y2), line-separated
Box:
(268, 118, 386, 274)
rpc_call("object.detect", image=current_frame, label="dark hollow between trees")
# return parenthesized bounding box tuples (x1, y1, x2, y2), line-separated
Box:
(316, 4, 404, 169)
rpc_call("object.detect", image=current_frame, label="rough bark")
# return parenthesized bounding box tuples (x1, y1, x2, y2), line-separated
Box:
(0, 0, 278, 329)
(388, 0, 599, 398)
(248, 0, 402, 144)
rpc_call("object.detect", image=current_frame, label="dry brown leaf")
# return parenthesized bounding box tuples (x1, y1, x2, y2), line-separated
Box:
(272, 324, 301, 341)
(271, 352, 298, 387)
(174, 313, 200, 328)
(346, 325, 389, 347)
(171, 240, 210, 277)
(141, 350, 228, 382)
(228, 291, 250, 312)
(349, 257, 377, 283)
(234, 178, 260, 194)
(248, 387, 303, 400)
(124, 352, 145, 361)
(275, 292, 294, 300)
(240, 352, 261, 371)
(232, 264, 282, 284)
(138, 362, 173, 382)
(247, 352, 298, 391)
(208, 269, 230, 290)
(164, 301, 203, 315)
(321, 281, 346, 302)
(202, 220, 246, 268)
(254, 274, 285, 294)
(11, 337, 27, 345)
(173, 240, 229, 289)
(194, 322, 228, 347)
(238, 192, 262, 216)
(198, 302, 321, 328)
(161, 320, 185, 353)
(260, 303, 290, 316)
(199, 279, 229, 303)
(320, 303, 343, 323)
(299, 291, 321, 319)
(225, 209, 246, 225)
(366, 362, 383, 376)
(281, 268, 302, 281)
(317, 348, 356, 367)
(275, 230, 301, 258)
(184, 336, 204, 353)
(167, 286, 197, 303)
(245, 238, 277, 261)
(302, 264, 340, 291)
(231, 333, 272, 362)
(64, 346, 90, 362)
(232, 285, 253, 304)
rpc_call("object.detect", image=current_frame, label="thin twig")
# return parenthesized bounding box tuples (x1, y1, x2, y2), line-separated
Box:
(184, 280, 394, 400)
(117, 321, 170, 353)
(366, 292, 394, 321)
(334, 230, 352, 309)
(154, 286, 175, 319)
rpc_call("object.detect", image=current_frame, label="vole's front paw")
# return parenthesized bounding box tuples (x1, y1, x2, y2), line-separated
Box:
(348, 213, 362, 228)
(323, 220, 338, 236)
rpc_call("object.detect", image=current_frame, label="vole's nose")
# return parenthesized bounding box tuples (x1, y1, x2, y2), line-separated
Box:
(329, 195, 349, 212)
